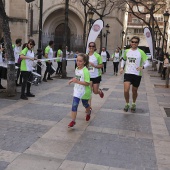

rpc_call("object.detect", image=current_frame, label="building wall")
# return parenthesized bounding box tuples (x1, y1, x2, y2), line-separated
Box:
(2, 0, 126, 53)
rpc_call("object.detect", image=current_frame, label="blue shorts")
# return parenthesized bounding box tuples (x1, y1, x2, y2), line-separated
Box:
(72, 97, 89, 112)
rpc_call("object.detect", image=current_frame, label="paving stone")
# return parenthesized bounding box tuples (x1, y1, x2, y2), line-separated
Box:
(5, 153, 62, 170)
(0, 161, 9, 170)
(102, 99, 149, 114)
(90, 111, 152, 133)
(0, 120, 50, 153)
(67, 131, 157, 169)
(38, 92, 73, 104)
(164, 118, 170, 135)
(6, 103, 70, 121)
(0, 100, 17, 109)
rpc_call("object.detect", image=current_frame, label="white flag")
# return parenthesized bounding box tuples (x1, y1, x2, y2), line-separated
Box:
(86, 19, 104, 54)
(144, 27, 153, 60)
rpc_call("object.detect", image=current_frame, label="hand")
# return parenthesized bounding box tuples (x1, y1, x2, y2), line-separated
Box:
(89, 62, 95, 67)
(136, 66, 143, 71)
(120, 68, 124, 74)
(29, 57, 34, 61)
(68, 79, 73, 85)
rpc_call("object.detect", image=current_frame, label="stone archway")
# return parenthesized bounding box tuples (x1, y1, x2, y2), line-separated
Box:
(54, 23, 71, 50)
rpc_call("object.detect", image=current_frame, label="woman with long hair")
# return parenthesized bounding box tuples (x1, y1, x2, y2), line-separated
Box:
(20, 39, 36, 100)
(88, 42, 104, 107)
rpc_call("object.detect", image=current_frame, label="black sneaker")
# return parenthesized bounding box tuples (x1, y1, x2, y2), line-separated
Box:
(26, 93, 35, 97)
(47, 77, 53, 80)
(0, 85, 6, 89)
(20, 95, 28, 100)
(43, 78, 47, 82)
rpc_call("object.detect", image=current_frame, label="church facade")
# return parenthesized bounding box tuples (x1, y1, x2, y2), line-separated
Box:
(1, 0, 126, 53)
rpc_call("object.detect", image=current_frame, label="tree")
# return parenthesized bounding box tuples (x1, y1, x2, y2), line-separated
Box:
(124, 0, 167, 58)
(80, 0, 90, 52)
(0, 0, 16, 96)
(80, 0, 125, 52)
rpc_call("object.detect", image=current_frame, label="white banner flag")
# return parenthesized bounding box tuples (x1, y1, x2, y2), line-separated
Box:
(86, 19, 104, 54)
(144, 27, 153, 60)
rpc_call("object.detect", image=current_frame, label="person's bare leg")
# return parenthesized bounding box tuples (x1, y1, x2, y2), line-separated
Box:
(71, 111, 77, 121)
(132, 86, 138, 103)
(124, 82, 131, 103)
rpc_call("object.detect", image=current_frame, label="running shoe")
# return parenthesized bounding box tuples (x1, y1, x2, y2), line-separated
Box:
(86, 110, 91, 121)
(124, 104, 130, 112)
(68, 121, 76, 128)
(99, 89, 104, 98)
(131, 103, 136, 113)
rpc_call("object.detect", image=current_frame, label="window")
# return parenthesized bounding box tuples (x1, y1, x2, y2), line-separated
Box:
(134, 29, 143, 34)
(133, 6, 144, 12)
(132, 18, 143, 24)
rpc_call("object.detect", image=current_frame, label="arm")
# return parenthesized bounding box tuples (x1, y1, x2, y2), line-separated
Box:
(69, 77, 90, 86)
(20, 54, 34, 61)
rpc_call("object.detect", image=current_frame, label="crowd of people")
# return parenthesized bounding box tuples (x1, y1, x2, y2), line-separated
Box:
(2, 36, 169, 128)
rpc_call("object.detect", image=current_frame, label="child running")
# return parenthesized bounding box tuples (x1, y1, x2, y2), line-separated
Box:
(68, 53, 91, 128)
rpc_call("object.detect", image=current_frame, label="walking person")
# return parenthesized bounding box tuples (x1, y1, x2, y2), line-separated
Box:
(120, 36, 149, 112)
(55, 45, 63, 75)
(161, 54, 169, 80)
(43, 41, 54, 82)
(20, 39, 36, 100)
(100, 47, 110, 73)
(88, 42, 104, 107)
(68, 53, 91, 127)
(112, 48, 121, 76)
(12, 38, 22, 86)
(0, 45, 5, 89)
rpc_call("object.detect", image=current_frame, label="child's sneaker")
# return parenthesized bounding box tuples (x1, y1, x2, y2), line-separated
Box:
(68, 121, 76, 128)
(86, 110, 91, 121)
(131, 103, 136, 113)
(124, 104, 130, 112)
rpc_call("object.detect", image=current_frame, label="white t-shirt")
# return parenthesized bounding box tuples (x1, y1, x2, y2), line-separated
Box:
(0, 51, 3, 64)
(101, 51, 107, 62)
(89, 54, 99, 78)
(73, 67, 91, 99)
(113, 52, 120, 62)
(13, 45, 21, 63)
(123, 48, 148, 76)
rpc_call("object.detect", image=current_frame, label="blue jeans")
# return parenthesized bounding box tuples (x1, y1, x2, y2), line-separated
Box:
(72, 97, 89, 112)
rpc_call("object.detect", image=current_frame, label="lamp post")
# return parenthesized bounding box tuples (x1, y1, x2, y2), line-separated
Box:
(62, 0, 69, 78)
(88, 9, 94, 32)
(162, 11, 170, 54)
(158, 33, 162, 47)
(127, 37, 129, 46)
(103, 24, 110, 50)
(121, 31, 125, 48)
(154, 26, 158, 48)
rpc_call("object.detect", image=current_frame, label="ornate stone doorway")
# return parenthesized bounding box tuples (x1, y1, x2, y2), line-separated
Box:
(54, 23, 71, 51)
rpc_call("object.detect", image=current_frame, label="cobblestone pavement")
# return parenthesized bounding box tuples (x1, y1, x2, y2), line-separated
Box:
(0, 61, 170, 170)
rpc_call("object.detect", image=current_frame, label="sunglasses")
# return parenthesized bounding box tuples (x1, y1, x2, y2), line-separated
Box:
(89, 45, 95, 47)
(131, 41, 138, 44)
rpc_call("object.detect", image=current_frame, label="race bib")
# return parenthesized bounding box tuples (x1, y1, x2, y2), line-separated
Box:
(88, 65, 95, 72)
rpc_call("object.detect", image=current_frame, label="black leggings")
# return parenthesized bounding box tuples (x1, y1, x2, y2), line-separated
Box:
(56, 62, 62, 74)
(113, 62, 119, 73)
(101, 62, 107, 73)
(43, 62, 52, 79)
(21, 71, 32, 96)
